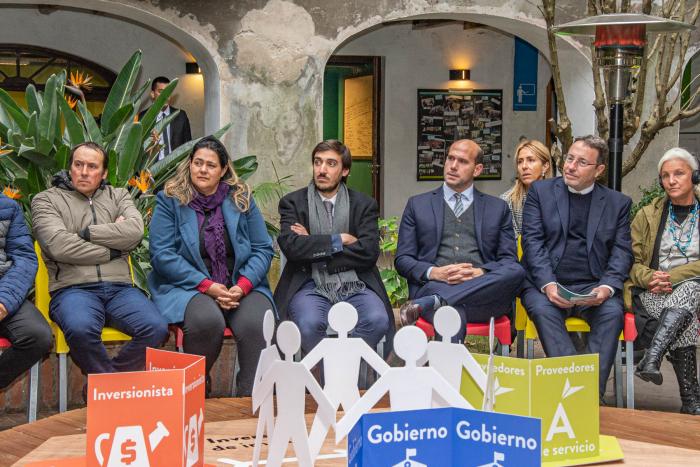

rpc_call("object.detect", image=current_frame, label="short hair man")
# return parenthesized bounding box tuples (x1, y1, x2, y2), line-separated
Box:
(521, 135, 633, 399)
(395, 139, 525, 342)
(274, 140, 392, 353)
(32, 142, 168, 375)
(0, 195, 52, 390)
(139, 76, 192, 160)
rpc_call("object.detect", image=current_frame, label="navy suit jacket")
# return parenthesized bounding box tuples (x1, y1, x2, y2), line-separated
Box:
(395, 186, 518, 297)
(521, 177, 633, 292)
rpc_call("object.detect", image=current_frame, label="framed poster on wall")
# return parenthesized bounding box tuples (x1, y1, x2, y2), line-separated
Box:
(417, 89, 503, 181)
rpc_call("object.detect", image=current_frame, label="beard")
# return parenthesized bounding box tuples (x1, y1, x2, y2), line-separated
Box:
(314, 176, 342, 194)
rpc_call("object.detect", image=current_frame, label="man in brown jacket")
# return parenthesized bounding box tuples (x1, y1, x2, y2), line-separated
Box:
(32, 142, 168, 375)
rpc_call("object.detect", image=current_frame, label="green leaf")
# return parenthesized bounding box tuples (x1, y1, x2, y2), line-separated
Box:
(25, 85, 43, 115)
(107, 148, 118, 186)
(26, 112, 38, 140)
(0, 87, 29, 132)
(55, 144, 70, 171)
(102, 51, 142, 128)
(102, 103, 134, 138)
(233, 155, 258, 180)
(77, 101, 102, 142)
(38, 73, 60, 144)
(110, 119, 133, 156)
(138, 79, 178, 133)
(130, 80, 151, 110)
(57, 92, 85, 146)
(117, 122, 142, 186)
(0, 153, 28, 181)
(149, 123, 232, 182)
(18, 144, 55, 168)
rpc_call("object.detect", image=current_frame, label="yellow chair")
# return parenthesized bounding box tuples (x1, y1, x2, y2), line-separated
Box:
(34, 242, 132, 412)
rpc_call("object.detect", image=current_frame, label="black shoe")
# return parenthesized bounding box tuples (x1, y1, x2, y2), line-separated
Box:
(636, 308, 693, 385)
(667, 346, 700, 415)
(399, 301, 423, 327)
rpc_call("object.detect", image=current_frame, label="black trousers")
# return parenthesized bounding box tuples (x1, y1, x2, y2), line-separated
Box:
(0, 300, 52, 389)
(181, 291, 272, 396)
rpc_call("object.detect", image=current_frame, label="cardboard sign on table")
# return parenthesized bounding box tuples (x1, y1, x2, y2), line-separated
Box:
(460, 353, 623, 465)
(347, 407, 541, 466)
(88, 348, 206, 467)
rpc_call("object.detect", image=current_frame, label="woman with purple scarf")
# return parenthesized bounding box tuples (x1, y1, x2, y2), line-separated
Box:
(148, 136, 274, 396)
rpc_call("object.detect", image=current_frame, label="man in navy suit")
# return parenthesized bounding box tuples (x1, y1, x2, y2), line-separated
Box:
(395, 139, 525, 342)
(521, 135, 633, 398)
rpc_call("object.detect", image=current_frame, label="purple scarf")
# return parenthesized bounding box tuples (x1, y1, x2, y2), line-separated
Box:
(189, 182, 230, 284)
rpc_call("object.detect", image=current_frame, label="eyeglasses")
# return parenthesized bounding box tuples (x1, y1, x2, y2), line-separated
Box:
(564, 154, 598, 168)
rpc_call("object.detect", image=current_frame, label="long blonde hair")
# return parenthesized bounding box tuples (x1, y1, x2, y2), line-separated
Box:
(507, 139, 552, 210)
(163, 136, 251, 211)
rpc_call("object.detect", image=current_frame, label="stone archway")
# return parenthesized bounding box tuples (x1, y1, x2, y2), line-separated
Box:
(0, 0, 225, 134)
(228, 1, 594, 200)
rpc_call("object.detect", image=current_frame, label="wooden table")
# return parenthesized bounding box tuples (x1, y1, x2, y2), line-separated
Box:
(1, 399, 699, 466)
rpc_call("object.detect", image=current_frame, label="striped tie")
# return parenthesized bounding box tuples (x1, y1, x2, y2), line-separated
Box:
(453, 193, 464, 217)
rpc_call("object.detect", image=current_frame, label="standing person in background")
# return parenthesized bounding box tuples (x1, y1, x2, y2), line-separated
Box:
(500, 139, 553, 236)
(148, 136, 274, 396)
(139, 76, 192, 160)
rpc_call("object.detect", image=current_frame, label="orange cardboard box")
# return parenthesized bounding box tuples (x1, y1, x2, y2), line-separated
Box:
(86, 348, 205, 467)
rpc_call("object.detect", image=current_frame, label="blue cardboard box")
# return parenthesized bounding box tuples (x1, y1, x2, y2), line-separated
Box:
(347, 407, 540, 466)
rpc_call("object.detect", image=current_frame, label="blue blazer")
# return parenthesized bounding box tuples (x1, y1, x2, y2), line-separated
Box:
(521, 177, 633, 291)
(0, 195, 37, 316)
(395, 186, 518, 297)
(147, 190, 274, 323)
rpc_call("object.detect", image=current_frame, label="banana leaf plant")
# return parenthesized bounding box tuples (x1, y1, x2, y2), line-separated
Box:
(0, 50, 292, 291)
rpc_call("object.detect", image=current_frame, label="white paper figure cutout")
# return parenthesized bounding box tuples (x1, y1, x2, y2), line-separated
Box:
(251, 309, 280, 467)
(252, 321, 335, 467)
(301, 302, 390, 460)
(422, 306, 488, 407)
(335, 325, 471, 443)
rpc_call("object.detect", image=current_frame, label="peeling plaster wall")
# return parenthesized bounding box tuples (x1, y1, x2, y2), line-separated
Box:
(336, 22, 553, 217)
(0, 5, 205, 137)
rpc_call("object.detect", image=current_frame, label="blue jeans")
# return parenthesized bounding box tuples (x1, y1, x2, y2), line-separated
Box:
(50, 282, 169, 374)
(288, 280, 390, 353)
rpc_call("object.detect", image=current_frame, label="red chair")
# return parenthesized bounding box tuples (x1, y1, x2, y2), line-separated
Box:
(0, 337, 39, 422)
(415, 315, 513, 356)
(168, 325, 236, 396)
(616, 312, 637, 409)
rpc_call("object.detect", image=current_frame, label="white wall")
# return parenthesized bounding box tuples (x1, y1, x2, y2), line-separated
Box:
(335, 22, 552, 217)
(0, 6, 204, 138)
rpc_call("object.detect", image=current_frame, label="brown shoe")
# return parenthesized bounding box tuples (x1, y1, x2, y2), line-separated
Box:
(399, 300, 422, 327)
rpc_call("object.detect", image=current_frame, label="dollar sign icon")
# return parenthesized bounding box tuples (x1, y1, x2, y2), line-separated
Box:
(120, 438, 137, 465)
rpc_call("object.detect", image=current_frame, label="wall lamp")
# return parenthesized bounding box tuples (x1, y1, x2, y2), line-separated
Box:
(185, 62, 201, 74)
(449, 69, 470, 80)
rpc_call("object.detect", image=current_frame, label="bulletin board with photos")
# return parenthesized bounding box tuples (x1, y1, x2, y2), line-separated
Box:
(417, 89, 503, 181)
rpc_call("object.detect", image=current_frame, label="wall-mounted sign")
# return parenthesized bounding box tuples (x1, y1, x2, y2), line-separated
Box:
(417, 89, 503, 181)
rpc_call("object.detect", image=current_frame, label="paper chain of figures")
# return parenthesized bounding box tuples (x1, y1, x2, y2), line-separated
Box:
(220, 302, 500, 467)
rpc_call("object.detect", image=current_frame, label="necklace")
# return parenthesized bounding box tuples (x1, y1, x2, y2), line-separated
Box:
(668, 202, 699, 256)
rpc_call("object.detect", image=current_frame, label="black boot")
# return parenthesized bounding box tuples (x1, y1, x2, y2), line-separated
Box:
(635, 308, 693, 385)
(667, 346, 700, 415)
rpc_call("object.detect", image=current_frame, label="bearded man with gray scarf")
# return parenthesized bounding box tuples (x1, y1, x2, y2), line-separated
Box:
(274, 140, 392, 353)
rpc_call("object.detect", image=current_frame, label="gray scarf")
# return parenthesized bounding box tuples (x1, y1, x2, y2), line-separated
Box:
(307, 181, 365, 303)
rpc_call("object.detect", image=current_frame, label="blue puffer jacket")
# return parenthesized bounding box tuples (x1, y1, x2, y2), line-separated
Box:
(0, 195, 37, 316)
